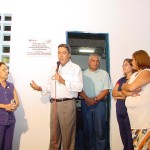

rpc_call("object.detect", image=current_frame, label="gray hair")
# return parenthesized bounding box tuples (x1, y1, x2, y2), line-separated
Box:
(89, 53, 101, 61)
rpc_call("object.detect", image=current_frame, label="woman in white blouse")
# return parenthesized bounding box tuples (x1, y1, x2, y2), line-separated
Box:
(122, 50, 150, 149)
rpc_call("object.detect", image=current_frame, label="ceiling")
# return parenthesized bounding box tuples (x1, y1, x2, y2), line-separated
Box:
(67, 32, 106, 57)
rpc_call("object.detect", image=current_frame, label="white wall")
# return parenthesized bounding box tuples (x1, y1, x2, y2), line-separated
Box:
(0, 0, 150, 149)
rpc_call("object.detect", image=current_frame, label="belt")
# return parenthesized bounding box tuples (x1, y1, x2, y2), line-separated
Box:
(50, 98, 75, 103)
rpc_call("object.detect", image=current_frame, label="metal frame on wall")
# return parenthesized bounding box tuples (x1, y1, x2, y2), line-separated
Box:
(0, 13, 12, 67)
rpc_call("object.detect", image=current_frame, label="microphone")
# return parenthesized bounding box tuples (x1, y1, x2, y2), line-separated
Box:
(56, 61, 60, 73)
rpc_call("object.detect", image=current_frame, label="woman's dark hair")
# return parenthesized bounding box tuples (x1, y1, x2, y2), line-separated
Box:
(133, 50, 150, 69)
(124, 58, 132, 66)
(123, 58, 136, 76)
(0, 62, 6, 67)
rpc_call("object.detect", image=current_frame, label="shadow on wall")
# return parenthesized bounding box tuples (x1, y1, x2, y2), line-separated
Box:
(8, 73, 28, 150)
(13, 101, 28, 150)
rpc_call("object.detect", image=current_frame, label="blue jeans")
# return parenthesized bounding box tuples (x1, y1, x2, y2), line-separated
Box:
(81, 100, 106, 150)
(116, 100, 134, 150)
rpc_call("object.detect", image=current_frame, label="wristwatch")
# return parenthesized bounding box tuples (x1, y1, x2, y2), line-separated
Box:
(94, 97, 98, 102)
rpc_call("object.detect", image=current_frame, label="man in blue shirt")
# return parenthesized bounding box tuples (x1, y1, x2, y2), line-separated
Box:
(79, 54, 111, 150)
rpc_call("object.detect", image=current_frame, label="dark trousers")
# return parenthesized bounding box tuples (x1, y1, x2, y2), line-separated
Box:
(0, 124, 15, 150)
(81, 101, 106, 150)
(117, 113, 134, 150)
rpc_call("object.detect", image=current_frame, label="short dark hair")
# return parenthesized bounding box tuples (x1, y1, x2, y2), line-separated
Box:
(58, 44, 71, 54)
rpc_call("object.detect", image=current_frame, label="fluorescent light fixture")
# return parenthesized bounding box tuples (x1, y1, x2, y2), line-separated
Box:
(79, 49, 94, 53)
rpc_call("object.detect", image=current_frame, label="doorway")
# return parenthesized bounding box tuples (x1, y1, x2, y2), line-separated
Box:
(66, 31, 110, 150)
